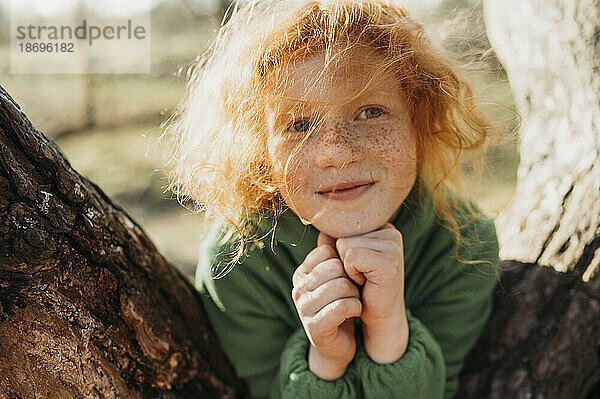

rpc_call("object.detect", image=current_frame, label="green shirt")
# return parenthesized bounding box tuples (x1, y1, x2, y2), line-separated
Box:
(195, 184, 500, 398)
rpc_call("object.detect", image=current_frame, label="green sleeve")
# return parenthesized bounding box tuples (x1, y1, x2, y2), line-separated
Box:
(351, 308, 445, 398)
(350, 217, 499, 399)
(273, 326, 358, 398)
(196, 226, 359, 398)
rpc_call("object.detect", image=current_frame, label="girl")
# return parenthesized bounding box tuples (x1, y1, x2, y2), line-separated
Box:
(162, 0, 503, 397)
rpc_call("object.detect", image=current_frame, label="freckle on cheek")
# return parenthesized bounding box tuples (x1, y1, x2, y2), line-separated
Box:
(369, 125, 409, 165)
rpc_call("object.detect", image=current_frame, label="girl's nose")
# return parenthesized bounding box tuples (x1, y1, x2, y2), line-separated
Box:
(313, 120, 363, 169)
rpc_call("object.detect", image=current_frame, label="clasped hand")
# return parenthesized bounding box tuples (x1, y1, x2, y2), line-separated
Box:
(291, 223, 409, 380)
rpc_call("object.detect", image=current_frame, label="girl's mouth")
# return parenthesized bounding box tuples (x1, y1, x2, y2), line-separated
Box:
(318, 182, 375, 201)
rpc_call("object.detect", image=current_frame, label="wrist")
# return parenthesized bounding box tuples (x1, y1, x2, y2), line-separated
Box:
(362, 309, 409, 364)
(308, 344, 351, 381)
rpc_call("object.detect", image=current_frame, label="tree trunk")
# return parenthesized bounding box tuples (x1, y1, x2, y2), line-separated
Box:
(457, 0, 600, 398)
(0, 85, 245, 397)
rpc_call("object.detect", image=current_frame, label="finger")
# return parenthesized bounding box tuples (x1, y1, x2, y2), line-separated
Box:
(310, 297, 362, 337)
(296, 277, 360, 317)
(342, 247, 389, 285)
(343, 262, 366, 286)
(368, 222, 395, 232)
(292, 258, 345, 301)
(303, 257, 346, 291)
(382, 222, 395, 230)
(335, 237, 395, 262)
(344, 223, 401, 241)
(293, 245, 338, 286)
(317, 231, 337, 249)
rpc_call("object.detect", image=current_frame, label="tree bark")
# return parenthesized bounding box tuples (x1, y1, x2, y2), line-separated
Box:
(457, 0, 600, 398)
(0, 85, 245, 397)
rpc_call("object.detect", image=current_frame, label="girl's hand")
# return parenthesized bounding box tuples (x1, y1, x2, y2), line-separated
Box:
(333, 223, 409, 364)
(292, 233, 362, 380)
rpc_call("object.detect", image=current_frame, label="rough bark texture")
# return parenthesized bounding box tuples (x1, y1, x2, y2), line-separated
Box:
(0, 85, 245, 397)
(458, 260, 600, 398)
(456, 0, 600, 398)
(487, 0, 600, 278)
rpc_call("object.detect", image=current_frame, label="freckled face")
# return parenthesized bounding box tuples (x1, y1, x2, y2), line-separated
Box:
(265, 50, 418, 238)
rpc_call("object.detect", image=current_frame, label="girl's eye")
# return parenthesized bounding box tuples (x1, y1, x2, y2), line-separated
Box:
(287, 106, 385, 132)
(357, 106, 385, 120)
(288, 119, 312, 133)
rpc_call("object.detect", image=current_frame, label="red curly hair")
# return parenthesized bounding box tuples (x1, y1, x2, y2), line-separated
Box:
(160, 0, 507, 272)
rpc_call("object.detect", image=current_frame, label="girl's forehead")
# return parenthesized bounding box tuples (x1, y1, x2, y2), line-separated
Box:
(268, 50, 402, 112)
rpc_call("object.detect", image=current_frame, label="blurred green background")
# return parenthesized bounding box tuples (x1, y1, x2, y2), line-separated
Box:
(0, 0, 520, 282)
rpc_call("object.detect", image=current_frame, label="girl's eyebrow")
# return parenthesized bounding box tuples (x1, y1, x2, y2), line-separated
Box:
(359, 85, 403, 101)
(278, 86, 401, 111)
(276, 90, 401, 119)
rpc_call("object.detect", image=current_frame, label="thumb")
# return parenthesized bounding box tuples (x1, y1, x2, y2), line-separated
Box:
(341, 258, 367, 286)
(317, 231, 337, 249)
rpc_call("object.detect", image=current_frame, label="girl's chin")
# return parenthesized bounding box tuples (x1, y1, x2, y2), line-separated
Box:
(312, 217, 387, 238)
